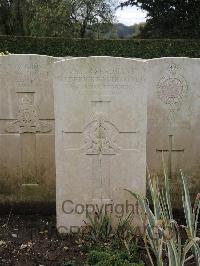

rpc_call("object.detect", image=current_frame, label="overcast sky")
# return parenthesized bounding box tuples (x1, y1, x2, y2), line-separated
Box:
(116, 6, 147, 25)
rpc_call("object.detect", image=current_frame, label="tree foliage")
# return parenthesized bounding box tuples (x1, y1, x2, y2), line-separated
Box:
(120, 0, 200, 38)
(70, 0, 116, 38)
(0, 0, 116, 38)
(0, 0, 30, 35)
(29, 0, 74, 37)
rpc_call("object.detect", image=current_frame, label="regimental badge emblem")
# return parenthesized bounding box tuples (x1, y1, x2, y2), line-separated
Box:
(6, 95, 52, 133)
(83, 113, 119, 155)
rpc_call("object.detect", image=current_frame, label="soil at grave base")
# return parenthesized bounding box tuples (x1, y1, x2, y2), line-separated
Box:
(0, 212, 198, 266)
(0, 214, 86, 266)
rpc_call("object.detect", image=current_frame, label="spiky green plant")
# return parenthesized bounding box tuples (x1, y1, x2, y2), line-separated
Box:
(116, 213, 138, 255)
(180, 170, 200, 264)
(86, 212, 112, 241)
(126, 168, 200, 266)
(125, 174, 166, 266)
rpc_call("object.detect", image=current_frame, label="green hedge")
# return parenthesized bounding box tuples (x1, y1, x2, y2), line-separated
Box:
(0, 35, 200, 58)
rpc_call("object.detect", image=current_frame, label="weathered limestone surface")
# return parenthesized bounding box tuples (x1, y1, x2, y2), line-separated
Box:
(0, 54, 56, 202)
(54, 57, 147, 231)
(146, 58, 200, 205)
(0, 54, 199, 212)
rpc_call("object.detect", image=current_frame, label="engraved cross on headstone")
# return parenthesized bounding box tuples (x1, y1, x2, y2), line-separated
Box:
(91, 95, 112, 115)
(156, 135, 184, 179)
(63, 112, 139, 201)
(5, 92, 52, 186)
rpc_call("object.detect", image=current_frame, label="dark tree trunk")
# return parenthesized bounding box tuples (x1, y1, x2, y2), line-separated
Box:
(80, 21, 87, 38)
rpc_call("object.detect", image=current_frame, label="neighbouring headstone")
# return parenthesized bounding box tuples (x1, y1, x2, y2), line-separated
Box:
(146, 58, 200, 205)
(0, 54, 56, 202)
(53, 57, 147, 232)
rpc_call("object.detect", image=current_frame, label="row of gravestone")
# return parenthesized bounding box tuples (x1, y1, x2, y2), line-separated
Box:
(0, 55, 199, 227)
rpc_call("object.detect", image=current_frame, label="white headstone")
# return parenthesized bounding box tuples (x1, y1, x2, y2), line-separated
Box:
(53, 57, 147, 232)
(147, 58, 200, 204)
(0, 54, 56, 201)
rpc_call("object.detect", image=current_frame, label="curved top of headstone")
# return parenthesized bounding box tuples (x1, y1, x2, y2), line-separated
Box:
(53, 56, 147, 81)
(0, 53, 56, 120)
(146, 57, 200, 62)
